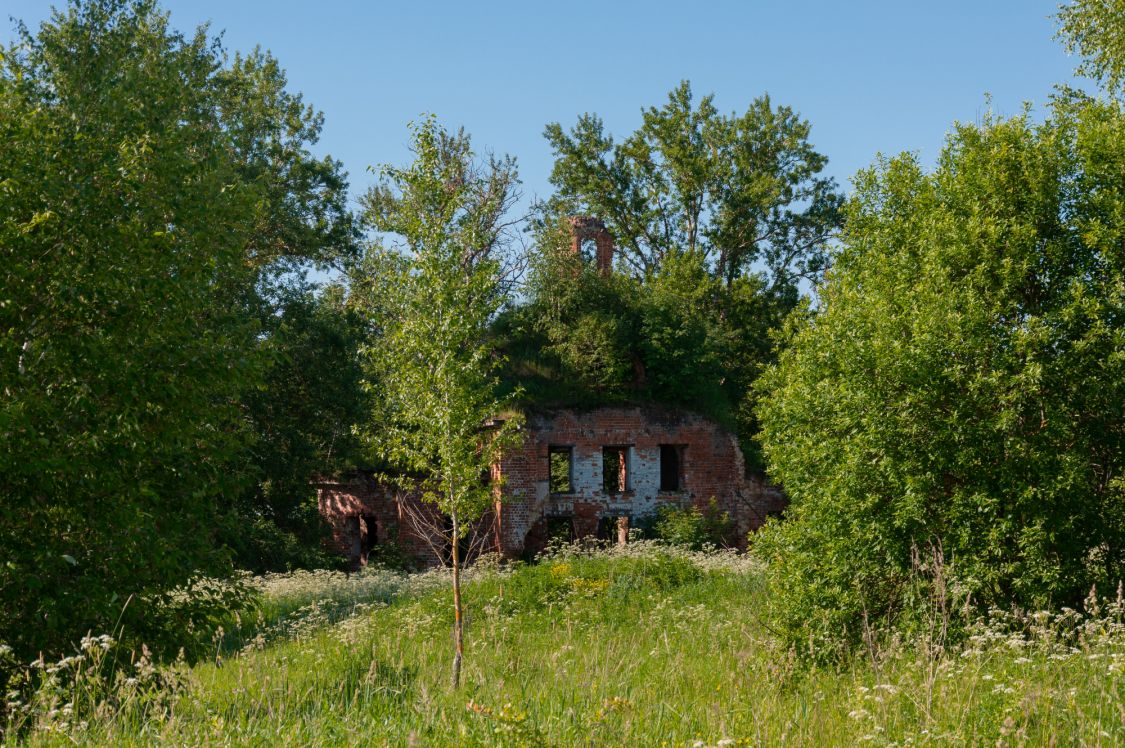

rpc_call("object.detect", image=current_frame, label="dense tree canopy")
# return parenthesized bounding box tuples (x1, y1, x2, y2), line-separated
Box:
(753, 99, 1125, 657)
(229, 282, 368, 573)
(543, 80, 842, 290)
(0, 0, 356, 662)
(500, 82, 832, 469)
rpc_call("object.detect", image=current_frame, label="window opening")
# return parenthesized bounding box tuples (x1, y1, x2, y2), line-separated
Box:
(360, 514, 378, 563)
(602, 446, 630, 493)
(549, 446, 574, 494)
(660, 445, 683, 491)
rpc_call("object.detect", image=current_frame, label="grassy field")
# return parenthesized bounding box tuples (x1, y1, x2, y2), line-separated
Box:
(7, 542, 1125, 746)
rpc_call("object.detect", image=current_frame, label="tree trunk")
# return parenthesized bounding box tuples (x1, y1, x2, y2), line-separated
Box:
(450, 511, 464, 689)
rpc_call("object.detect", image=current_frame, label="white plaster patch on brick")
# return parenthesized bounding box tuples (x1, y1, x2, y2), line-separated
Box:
(629, 445, 662, 508)
(572, 446, 600, 495)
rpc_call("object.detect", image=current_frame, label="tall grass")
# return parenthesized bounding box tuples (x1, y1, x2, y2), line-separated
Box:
(6, 542, 1125, 746)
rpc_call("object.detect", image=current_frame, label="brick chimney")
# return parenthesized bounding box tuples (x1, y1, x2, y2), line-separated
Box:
(568, 216, 614, 276)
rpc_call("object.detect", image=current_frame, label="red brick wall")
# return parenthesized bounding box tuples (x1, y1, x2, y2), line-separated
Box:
(316, 473, 500, 569)
(317, 407, 786, 566)
(494, 406, 786, 557)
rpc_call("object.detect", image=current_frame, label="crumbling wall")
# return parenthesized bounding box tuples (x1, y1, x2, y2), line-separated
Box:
(495, 406, 785, 557)
(316, 472, 500, 569)
(318, 408, 786, 566)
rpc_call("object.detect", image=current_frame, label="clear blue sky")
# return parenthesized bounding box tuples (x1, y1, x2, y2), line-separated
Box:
(4, 1, 1088, 214)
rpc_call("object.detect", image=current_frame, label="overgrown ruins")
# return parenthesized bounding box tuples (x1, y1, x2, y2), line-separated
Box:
(318, 218, 786, 568)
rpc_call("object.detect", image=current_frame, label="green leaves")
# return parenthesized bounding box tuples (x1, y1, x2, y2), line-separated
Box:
(544, 80, 842, 289)
(754, 100, 1125, 657)
(354, 118, 522, 522)
(0, 0, 355, 662)
(1058, 0, 1125, 98)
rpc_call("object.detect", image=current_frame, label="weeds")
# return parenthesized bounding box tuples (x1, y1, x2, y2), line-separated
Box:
(4, 544, 1124, 746)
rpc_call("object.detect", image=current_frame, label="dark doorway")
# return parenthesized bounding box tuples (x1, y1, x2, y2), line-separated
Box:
(595, 515, 631, 545)
(660, 445, 683, 491)
(523, 515, 575, 560)
(360, 514, 379, 564)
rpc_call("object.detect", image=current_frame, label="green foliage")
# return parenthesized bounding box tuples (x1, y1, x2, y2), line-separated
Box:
(352, 118, 524, 685)
(1058, 0, 1125, 98)
(650, 499, 735, 550)
(514, 214, 641, 401)
(0, 0, 257, 663)
(232, 283, 367, 573)
(543, 80, 842, 288)
(10, 548, 1125, 745)
(505, 82, 838, 459)
(457, 550, 705, 617)
(354, 117, 523, 522)
(0, 0, 355, 664)
(549, 450, 572, 494)
(507, 213, 796, 469)
(754, 100, 1125, 659)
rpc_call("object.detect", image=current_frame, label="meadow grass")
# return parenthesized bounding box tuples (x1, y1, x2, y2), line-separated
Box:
(7, 542, 1125, 746)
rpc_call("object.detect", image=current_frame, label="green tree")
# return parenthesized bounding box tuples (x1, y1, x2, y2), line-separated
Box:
(0, 0, 356, 663)
(509, 83, 838, 465)
(231, 282, 368, 573)
(509, 211, 795, 471)
(355, 119, 522, 688)
(1058, 0, 1125, 98)
(217, 48, 358, 274)
(753, 101, 1125, 658)
(543, 80, 842, 289)
(515, 215, 642, 400)
(0, 0, 259, 661)
(215, 43, 359, 569)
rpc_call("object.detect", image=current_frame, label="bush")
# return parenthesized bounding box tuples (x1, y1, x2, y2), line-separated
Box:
(754, 100, 1125, 660)
(222, 518, 345, 575)
(650, 499, 734, 550)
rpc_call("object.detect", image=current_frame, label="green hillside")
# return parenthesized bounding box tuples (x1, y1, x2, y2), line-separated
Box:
(10, 544, 1125, 746)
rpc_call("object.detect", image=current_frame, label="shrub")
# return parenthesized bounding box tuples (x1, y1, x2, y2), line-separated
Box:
(650, 499, 734, 550)
(754, 100, 1125, 659)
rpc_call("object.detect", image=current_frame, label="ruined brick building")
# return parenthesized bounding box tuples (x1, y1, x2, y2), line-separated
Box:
(319, 406, 785, 567)
(318, 218, 786, 568)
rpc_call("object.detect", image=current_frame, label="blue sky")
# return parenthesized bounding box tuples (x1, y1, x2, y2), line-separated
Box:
(4, 1, 1088, 214)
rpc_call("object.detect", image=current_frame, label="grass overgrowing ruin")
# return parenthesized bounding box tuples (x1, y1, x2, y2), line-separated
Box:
(6, 542, 1125, 746)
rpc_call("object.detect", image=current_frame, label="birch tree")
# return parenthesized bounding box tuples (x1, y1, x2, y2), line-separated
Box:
(355, 118, 521, 688)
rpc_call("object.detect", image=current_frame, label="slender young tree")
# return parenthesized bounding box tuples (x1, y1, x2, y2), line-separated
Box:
(355, 118, 522, 688)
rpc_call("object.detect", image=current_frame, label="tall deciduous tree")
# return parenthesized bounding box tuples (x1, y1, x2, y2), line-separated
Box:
(0, 0, 258, 661)
(543, 81, 842, 290)
(232, 281, 368, 573)
(1058, 0, 1125, 98)
(217, 44, 360, 569)
(0, 0, 357, 663)
(217, 48, 358, 274)
(355, 119, 522, 688)
(753, 101, 1125, 658)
